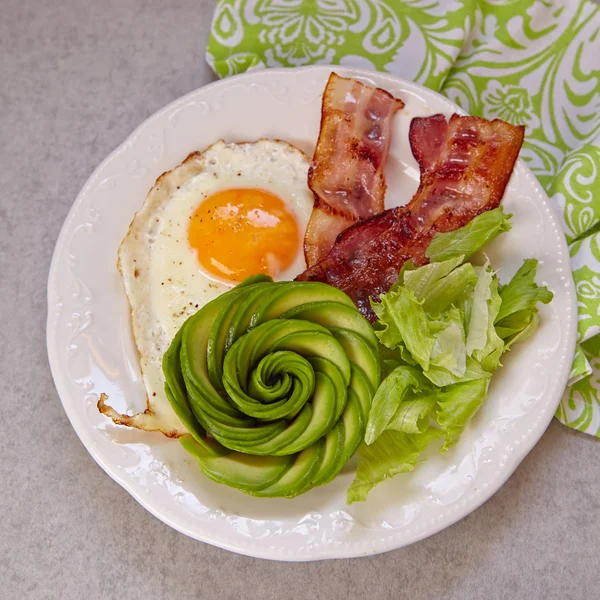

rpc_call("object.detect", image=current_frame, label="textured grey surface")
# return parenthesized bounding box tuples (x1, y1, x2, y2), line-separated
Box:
(1, 1, 599, 598)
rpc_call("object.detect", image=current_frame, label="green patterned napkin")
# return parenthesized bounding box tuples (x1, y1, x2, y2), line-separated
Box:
(207, 0, 600, 437)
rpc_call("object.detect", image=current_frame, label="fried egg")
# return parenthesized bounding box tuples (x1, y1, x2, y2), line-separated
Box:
(99, 140, 313, 436)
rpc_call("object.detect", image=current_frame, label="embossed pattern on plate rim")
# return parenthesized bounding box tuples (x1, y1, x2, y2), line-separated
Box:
(47, 66, 577, 561)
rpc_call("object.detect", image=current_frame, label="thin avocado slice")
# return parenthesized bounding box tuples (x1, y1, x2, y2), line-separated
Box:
(308, 356, 347, 423)
(316, 367, 373, 479)
(163, 385, 210, 448)
(254, 281, 355, 324)
(183, 356, 291, 452)
(164, 275, 380, 498)
(206, 288, 247, 389)
(206, 277, 275, 389)
(329, 327, 381, 391)
(274, 370, 338, 455)
(180, 291, 228, 398)
(162, 327, 206, 443)
(281, 301, 379, 351)
(180, 433, 229, 457)
(223, 321, 317, 420)
(235, 274, 274, 287)
(336, 391, 365, 470)
(253, 439, 325, 498)
(216, 403, 312, 456)
(181, 290, 290, 449)
(227, 282, 280, 341)
(189, 393, 287, 447)
(182, 349, 258, 428)
(237, 402, 313, 456)
(348, 364, 373, 424)
(181, 435, 294, 493)
(247, 350, 296, 404)
(184, 378, 257, 429)
(311, 421, 345, 486)
(272, 328, 352, 386)
(223, 321, 316, 420)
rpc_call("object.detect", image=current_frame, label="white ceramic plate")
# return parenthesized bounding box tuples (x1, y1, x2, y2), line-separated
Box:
(47, 66, 577, 561)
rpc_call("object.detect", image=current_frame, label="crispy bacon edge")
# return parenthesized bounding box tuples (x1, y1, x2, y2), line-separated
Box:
(297, 114, 525, 322)
(303, 73, 404, 268)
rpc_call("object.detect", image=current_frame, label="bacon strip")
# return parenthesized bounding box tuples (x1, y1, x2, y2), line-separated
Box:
(297, 114, 525, 321)
(304, 73, 404, 267)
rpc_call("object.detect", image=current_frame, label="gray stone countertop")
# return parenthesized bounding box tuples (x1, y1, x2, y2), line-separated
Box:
(1, 1, 599, 598)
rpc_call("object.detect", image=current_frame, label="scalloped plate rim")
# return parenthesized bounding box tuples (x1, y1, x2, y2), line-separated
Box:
(47, 65, 577, 561)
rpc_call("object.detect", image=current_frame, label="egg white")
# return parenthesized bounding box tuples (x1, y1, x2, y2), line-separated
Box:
(100, 140, 313, 436)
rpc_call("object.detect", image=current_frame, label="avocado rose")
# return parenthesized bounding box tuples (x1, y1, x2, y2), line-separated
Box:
(162, 274, 381, 498)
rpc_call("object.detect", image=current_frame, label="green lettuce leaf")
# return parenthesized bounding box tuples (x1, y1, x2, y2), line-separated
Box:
(465, 262, 494, 354)
(467, 266, 504, 371)
(436, 377, 491, 451)
(401, 256, 477, 316)
(372, 287, 436, 370)
(352, 229, 553, 502)
(429, 306, 467, 378)
(381, 358, 402, 378)
(347, 428, 444, 504)
(401, 255, 464, 299)
(495, 259, 553, 345)
(424, 356, 489, 387)
(388, 394, 437, 434)
(378, 343, 418, 372)
(371, 297, 403, 350)
(365, 365, 430, 444)
(422, 263, 478, 315)
(426, 207, 512, 262)
(496, 310, 540, 350)
(378, 341, 418, 367)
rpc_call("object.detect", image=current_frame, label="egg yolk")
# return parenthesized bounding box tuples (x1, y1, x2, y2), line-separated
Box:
(188, 188, 300, 282)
